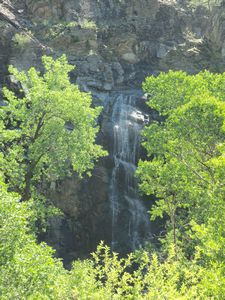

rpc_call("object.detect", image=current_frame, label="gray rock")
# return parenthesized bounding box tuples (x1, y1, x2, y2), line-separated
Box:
(156, 43, 176, 59)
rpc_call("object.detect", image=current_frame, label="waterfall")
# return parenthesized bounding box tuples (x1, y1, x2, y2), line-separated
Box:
(109, 91, 151, 253)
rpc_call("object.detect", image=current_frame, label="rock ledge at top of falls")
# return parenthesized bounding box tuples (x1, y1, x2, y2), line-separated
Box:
(1, 0, 225, 90)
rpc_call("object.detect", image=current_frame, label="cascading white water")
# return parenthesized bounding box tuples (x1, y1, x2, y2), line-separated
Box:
(109, 92, 150, 252)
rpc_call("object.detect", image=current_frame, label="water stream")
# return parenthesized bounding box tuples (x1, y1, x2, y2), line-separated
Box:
(109, 92, 151, 253)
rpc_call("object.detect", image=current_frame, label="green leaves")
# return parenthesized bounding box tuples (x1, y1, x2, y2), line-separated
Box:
(139, 70, 225, 223)
(1, 55, 106, 200)
(3, 60, 225, 298)
(138, 70, 225, 296)
(0, 180, 64, 298)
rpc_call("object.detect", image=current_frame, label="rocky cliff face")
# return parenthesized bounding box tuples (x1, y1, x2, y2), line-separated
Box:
(2, 0, 223, 88)
(1, 0, 225, 263)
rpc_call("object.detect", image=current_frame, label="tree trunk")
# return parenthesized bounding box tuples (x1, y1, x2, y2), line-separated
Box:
(22, 169, 32, 201)
(22, 162, 36, 201)
(172, 211, 177, 260)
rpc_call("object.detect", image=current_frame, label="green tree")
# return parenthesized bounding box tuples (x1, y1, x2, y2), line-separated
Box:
(0, 178, 68, 299)
(135, 70, 225, 297)
(137, 70, 225, 260)
(0, 177, 223, 298)
(0, 55, 106, 201)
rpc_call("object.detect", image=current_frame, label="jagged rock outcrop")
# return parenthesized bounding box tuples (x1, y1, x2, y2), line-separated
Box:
(1, 0, 222, 88)
(1, 0, 225, 263)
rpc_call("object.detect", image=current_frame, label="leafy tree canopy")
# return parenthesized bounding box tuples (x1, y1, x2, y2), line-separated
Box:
(0, 55, 106, 200)
(137, 70, 225, 287)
